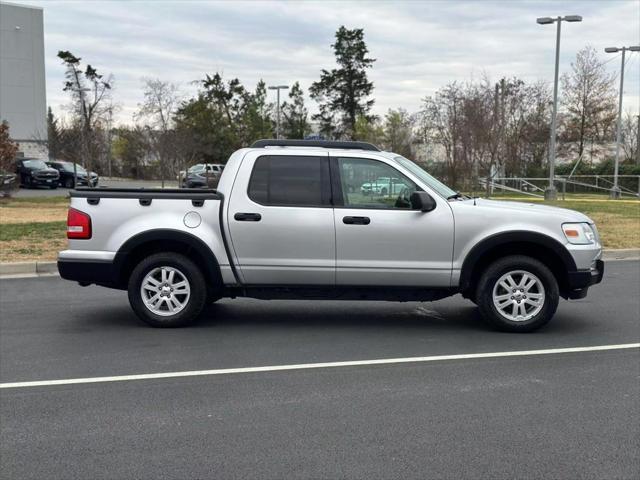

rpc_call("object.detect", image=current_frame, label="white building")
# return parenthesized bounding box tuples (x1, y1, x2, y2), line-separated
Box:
(0, 1, 48, 158)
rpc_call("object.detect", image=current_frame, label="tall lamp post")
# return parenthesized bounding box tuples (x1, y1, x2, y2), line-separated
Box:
(268, 85, 289, 139)
(604, 45, 640, 199)
(536, 15, 583, 201)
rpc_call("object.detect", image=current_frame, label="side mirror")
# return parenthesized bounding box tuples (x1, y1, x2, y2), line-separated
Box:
(410, 191, 437, 212)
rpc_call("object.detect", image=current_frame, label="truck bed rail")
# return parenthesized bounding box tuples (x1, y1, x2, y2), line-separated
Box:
(70, 187, 222, 200)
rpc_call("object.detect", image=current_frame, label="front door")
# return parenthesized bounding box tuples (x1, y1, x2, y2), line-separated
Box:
(332, 155, 454, 287)
(227, 152, 335, 285)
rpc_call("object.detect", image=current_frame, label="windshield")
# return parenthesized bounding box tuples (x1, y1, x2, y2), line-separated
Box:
(23, 160, 49, 170)
(188, 164, 204, 173)
(60, 163, 86, 173)
(393, 156, 457, 199)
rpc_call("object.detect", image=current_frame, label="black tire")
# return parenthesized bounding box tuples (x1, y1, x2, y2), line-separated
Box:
(476, 255, 559, 332)
(49, 184, 58, 189)
(381, 187, 388, 196)
(128, 252, 207, 327)
(64, 177, 74, 188)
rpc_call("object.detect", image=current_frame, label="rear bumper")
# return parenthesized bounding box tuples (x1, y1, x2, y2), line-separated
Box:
(58, 259, 120, 288)
(565, 259, 604, 299)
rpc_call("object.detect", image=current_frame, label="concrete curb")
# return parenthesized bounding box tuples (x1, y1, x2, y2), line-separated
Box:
(1, 249, 638, 280)
(601, 248, 640, 261)
(0, 261, 58, 278)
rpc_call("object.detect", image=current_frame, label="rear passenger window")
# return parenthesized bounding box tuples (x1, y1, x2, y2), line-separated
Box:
(248, 156, 330, 207)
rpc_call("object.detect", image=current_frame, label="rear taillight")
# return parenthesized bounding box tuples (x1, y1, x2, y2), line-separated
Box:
(67, 208, 92, 239)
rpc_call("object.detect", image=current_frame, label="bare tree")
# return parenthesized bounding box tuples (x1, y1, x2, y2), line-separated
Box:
(0, 121, 19, 195)
(560, 46, 617, 161)
(620, 113, 639, 164)
(58, 51, 113, 181)
(420, 83, 468, 189)
(419, 77, 552, 193)
(135, 78, 182, 186)
(382, 109, 415, 159)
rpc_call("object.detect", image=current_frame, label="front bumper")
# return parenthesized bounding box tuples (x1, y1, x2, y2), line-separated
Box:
(32, 176, 59, 186)
(73, 176, 99, 187)
(565, 259, 604, 299)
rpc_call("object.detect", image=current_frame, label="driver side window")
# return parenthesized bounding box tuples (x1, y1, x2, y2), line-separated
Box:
(337, 157, 418, 209)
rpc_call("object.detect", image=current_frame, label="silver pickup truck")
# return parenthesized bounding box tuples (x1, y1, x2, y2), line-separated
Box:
(58, 140, 604, 332)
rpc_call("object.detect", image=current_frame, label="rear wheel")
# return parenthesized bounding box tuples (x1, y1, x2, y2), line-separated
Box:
(476, 255, 559, 332)
(128, 253, 207, 327)
(64, 177, 74, 188)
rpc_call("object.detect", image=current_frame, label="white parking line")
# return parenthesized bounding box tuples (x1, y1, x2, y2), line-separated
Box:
(1, 343, 638, 390)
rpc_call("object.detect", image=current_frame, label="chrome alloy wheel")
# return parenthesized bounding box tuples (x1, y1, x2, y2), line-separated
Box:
(140, 266, 191, 316)
(492, 270, 545, 322)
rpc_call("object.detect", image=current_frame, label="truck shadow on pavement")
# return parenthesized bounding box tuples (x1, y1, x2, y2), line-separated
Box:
(197, 300, 490, 332)
(80, 296, 589, 335)
(82, 299, 488, 332)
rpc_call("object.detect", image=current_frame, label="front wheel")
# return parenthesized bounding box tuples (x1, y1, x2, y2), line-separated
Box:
(476, 255, 559, 332)
(128, 253, 207, 327)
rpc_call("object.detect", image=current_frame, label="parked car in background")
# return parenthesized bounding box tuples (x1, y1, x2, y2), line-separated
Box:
(15, 158, 59, 189)
(0, 173, 17, 197)
(361, 176, 409, 196)
(177, 163, 225, 185)
(182, 163, 225, 188)
(46, 161, 99, 188)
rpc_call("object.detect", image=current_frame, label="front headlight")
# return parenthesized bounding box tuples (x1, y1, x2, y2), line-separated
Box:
(562, 222, 596, 245)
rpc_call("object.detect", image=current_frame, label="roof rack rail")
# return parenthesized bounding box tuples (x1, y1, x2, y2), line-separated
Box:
(250, 139, 380, 152)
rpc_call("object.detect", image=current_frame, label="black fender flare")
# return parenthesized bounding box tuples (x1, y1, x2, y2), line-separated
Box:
(459, 231, 576, 292)
(113, 229, 223, 288)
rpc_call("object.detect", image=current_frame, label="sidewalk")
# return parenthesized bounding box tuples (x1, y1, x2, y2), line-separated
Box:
(1, 249, 638, 279)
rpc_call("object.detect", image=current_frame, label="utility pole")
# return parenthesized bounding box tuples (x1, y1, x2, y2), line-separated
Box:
(107, 105, 113, 178)
(636, 115, 640, 165)
(604, 45, 640, 198)
(536, 14, 583, 200)
(268, 85, 289, 139)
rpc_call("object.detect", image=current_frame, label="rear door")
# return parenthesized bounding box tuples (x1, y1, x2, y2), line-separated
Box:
(227, 150, 335, 285)
(331, 154, 454, 287)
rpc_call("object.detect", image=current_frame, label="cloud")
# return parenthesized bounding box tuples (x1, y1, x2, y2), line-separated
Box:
(18, 0, 640, 124)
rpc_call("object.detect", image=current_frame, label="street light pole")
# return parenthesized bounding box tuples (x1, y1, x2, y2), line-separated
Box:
(604, 45, 640, 198)
(268, 85, 289, 139)
(636, 115, 640, 165)
(536, 15, 583, 201)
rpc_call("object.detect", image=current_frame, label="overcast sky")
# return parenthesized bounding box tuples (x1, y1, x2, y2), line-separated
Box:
(17, 0, 640, 125)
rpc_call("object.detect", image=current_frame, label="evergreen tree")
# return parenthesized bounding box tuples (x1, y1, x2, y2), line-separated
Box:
(243, 80, 273, 142)
(310, 26, 376, 139)
(47, 107, 63, 159)
(281, 82, 309, 139)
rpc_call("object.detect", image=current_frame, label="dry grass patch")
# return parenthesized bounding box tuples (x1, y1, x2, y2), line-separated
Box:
(0, 221, 67, 262)
(0, 198, 69, 261)
(0, 205, 68, 224)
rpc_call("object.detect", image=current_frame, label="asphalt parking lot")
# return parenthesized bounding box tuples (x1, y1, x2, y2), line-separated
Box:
(1, 261, 638, 479)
